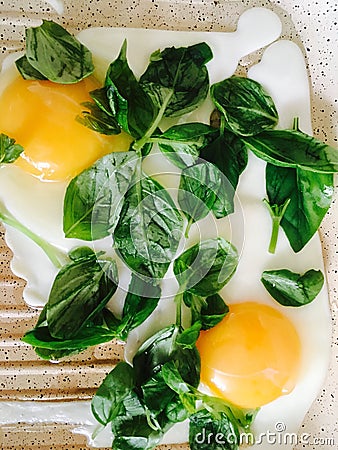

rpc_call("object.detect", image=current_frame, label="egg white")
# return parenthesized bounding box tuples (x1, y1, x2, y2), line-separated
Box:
(0, 8, 331, 450)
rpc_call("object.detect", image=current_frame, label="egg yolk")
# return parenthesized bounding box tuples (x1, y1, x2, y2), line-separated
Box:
(0, 76, 132, 181)
(196, 302, 301, 409)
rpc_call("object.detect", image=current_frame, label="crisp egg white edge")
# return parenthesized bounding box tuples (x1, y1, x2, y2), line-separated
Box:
(0, 8, 332, 450)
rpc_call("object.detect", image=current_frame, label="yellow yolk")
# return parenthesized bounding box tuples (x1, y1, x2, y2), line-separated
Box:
(196, 302, 301, 409)
(0, 76, 132, 181)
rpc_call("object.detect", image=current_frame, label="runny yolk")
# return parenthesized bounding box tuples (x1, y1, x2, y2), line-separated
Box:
(196, 302, 301, 409)
(0, 76, 132, 181)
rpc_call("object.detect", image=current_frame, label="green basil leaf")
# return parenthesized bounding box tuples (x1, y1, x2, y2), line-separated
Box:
(22, 325, 114, 351)
(0, 133, 24, 163)
(15, 55, 47, 80)
(157, 123, 217, 169)
(200, 294, 229, 330)
(34, 346, 84, 360)
(141, 372, 177, 414)
(178, 162, 225, 230)
(114, 174, 183, 280)
(68, 246, 96, 261)
(133, 325, 200, 389)
(161, 361, 192, 395)
(175, 321, 202, 349)
(243, 129, 338, 173)
(189, 409, 239, 450)
(174, 238, 238, 297)
(112, 414, 164, 450)
(140, 42, 212, 118)
(165, 395, 190, 423)
(105, 40, 157, 138)
(266, 164, 334, 252)
(200, 131, 248, 216)
(211, 76, 278, 136)
(46, 250, 118, 339)
(117, 274, 161, 340)
(77, 88, 121, 135)
(261, 268, 324, 307)
(63, 151, 138, 240)
(18, 20, 94, 83)
(91, 361, 136, 426)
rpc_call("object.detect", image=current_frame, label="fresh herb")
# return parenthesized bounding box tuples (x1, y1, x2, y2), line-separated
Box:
(22, 324, 115, 357)
(44, 247, 118, 339)
(77, 87, 121, 135)
(178, 162, 225, 236)
(211, 76, 278, 136)
(92, 324, 201, 450)
(114, 172, 183, 280)
(200, 130, 248, 216)
(155, 122, 217, 169)
(0, 133, 24, 163)
(265, 164, 333, 253)
(184, 292, 229, 330)
(0, 202, 67, 269)
(189, 408, 238, 450)
(105, 40, 158, 139)
(91, 361, 136, 426)
(174, 237, 238, 297)
(261, 268, 324, 307)
(112, 274, 161, 340)
(16, 20, 94, 83)
(242, 129, 338, 173)
(263, 197, 291, 254)
(140, 43, 212, 118)
(63, 151, 138, 240)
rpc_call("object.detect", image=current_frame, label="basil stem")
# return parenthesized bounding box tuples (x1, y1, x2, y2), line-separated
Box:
(263, 198, 291, 254)
(0, 203, 67, 268)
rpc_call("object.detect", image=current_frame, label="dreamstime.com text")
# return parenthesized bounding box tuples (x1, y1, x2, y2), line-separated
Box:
(193, 422, 336, 447)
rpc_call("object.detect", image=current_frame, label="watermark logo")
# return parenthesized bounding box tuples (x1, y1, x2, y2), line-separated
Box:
(193, 422, 336, 447)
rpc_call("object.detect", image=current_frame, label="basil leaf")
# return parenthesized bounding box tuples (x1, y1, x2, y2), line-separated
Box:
(174, 238, 238, 297)
(0, 133, 24, 163)
(140, 42, 212, 118)
(112, 414, 164, 450)
(178, 162, 224, 232)
(105, 40, 157, 138)
(77, 89, 121, 135)
(176, 321, 202, 349)
(114, 174, 183, 280)
(243, 129, 338, 173)
(63, 151, 138, 240)
(200, 131, 248, 215)
(200, 294, 229, 330)
(133, 325, 200, 389)
(141, 372, 177, 414)
(22, 324, 114, 351)
(189, 409, 239, 450)
(15, 55, 47, 80)
(117, 274, 161, 339)
(183, 292, 228, 330)
(46, 249, 118, 339)
(68, 246, 96, 261)
(179, 157, 239, 222)
(261, 268, 324, 307)
(34, 346, 84, 361)
(211, 76, 278, 136)
(161, 361, 191, 395)
(165, 395, 190, 423)
(157, 123, 216, 169)
(18, 20, 94, 83)
(266, 164, 334, 252)
(91, 361, 136, 426)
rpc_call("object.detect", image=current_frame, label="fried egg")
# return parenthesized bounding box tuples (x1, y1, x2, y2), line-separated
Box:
(0, 7, 331, 450)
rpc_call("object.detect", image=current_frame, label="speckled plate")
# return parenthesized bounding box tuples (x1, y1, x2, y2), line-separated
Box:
(0, 1, 337, 449)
